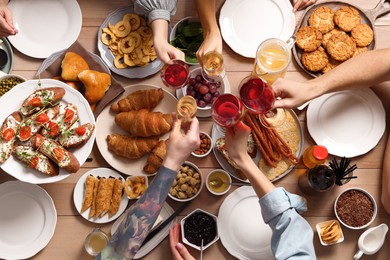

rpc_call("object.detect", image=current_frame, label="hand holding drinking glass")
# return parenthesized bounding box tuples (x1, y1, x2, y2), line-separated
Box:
(201, 51, 226, 83)
(211, 94, 243, 133)
(160, 59, 190, 89)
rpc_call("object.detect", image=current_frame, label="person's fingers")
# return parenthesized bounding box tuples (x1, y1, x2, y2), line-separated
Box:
(175, 243, 194, 260)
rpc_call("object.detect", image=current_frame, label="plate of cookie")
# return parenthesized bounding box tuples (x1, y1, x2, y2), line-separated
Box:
(293, 0, 390, 77)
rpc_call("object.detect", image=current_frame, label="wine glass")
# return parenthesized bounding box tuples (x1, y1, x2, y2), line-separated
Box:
(211, 93, 243, 133)
(239, 75, 285, 128)
(160, 59, 190, 89)
(201, 51, 226, 83)
(176, 95, 197, 123)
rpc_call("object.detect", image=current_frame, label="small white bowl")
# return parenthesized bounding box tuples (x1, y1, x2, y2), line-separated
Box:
(316, 219, 344, 246)
(168, 161, 203, 202)
(124, 176, 149, 199)
(192, 131, 213, 158)
(170, 16, 201, 66)
(206, 169, 231, 196)
(181, 208, 219, 250)
(0, 74, 26, 96)
(334, 187, 377, 230)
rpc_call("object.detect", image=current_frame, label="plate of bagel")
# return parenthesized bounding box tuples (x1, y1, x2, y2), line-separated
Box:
(96, 84, 177, 176)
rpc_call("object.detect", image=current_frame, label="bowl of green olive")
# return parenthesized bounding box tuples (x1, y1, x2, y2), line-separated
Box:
(0, 74, 26, 97)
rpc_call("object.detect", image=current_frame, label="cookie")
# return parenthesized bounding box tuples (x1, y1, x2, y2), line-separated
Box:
(326, 33, 356, 61)
(302, 47, 329, 72)
(308, 6, 335, 34)
(353, 46, 368, 57)
(296, 26, 322, 52)
(321, 58, 341, 73)
(351, 24, 374, 47)
(322, 28, 346, 48)
(334, 6, 361, 32)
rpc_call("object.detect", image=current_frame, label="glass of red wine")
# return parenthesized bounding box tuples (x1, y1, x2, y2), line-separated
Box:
(211, 93, 243, 133)
(160, 59, 190, 89)
(239, 75, 285, 128)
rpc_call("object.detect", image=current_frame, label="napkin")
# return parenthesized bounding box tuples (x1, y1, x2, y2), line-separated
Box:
(36, 41, 125, 118)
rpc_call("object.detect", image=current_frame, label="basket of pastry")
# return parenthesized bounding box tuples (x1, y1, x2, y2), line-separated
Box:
(0, 79, 96, 183)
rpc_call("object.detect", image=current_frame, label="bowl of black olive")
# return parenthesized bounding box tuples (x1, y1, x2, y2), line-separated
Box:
(181, 208, 219, 250)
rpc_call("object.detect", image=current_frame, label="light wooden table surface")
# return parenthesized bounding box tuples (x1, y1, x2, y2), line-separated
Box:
(1, 0, 390, 259)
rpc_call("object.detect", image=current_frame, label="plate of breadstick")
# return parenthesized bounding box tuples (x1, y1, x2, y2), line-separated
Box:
(212, 109, 303, 182)
(73, 168, 128, 223)
(96, 84, 176, 176)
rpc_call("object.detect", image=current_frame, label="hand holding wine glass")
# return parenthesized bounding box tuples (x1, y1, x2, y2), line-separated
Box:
(160, 59, 190, 89)
(201, 51, 226, 83)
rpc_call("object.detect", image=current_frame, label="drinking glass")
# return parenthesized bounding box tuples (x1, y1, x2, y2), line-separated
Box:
(176, 95, 197, 123)
(160, 59, 190, 89)
(239, 75, 285, 128)
(252, 37, 295, 85)
(211, 94, 243, 133)
(84, 227, 109, 256)
(201, 51, 226, 83)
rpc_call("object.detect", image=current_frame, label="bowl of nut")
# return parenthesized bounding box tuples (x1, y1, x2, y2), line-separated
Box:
(168, 161, 203, 202)
(334, 187, 377, 230)
(192, 131, 212, 158)
(0, 74, 26, 97)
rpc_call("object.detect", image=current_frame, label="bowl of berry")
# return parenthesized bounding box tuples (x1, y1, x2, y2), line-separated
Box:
(177, 66, 230, 115)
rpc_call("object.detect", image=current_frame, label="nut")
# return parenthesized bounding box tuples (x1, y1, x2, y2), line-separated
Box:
(193, 133, 211, 155)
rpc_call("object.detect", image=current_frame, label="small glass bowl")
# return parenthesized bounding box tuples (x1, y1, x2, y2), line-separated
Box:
(192, 131, 213, 158)
(316, 219, 344, 246)
(206, 169, 231, 195)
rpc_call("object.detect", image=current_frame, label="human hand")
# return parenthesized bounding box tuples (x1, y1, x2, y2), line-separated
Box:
(291, 0, 317, 12)
(169, 223, 196, 260)
(272, 78, 314, 109)
(163, 115, 200, 171)
(155, 39, 185, 64)
(225, 121, 252, 165)
(0, 1, 17, 37)
(196, 30, 222, 67)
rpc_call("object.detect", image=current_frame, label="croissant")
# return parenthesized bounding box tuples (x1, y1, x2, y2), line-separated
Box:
(110, 88, 164, 113)
(78, 70, 111, 108)
(143, 140, 166, 174)
(115, 109, 173, 137)
(61, 52, 89, 81)
(107, 134, 159, 159)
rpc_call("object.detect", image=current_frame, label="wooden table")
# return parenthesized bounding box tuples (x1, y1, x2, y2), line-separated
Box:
(1, 0, 390, 259)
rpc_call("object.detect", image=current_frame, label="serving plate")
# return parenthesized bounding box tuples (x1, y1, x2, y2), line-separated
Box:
(0, 79, 95, 184)
(0, 181, 57, 259)
(73, 168, 128, 224)
(96, 84, 177, 176)
(307, 88, 385, 157)
(0, 38, 13, 75)
(212, 109, 303, 183)
(97, 5, 164, 78)
(293, 0, 390, 78)
(8, 0, 82, 59)
(219, 0, 295, 58)
(111, 202, 175, 259)
(218, 186, 273, 259)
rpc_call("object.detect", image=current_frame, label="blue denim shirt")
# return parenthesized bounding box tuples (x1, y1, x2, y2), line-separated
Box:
(260, 187, 316, 259)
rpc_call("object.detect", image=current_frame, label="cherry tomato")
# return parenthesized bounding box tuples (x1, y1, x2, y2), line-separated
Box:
(29, 156, 39, 169)
(35, 113, 49, 124)
(19, 126, 32, 140)
(75, 126, 86, 136)
(2, 128, 15, 142)
(48, 122, 59, 137)
(28, 97, 42, 107)
(64, 109, 75, 123)
(34, 134, 44, 147)
(53, 147, 65, 161)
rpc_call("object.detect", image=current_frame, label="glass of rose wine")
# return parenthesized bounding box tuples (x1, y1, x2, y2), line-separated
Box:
(160, 59, 190, 89)
(201, 51, 226, 83)
(211, 94, 243, 133)
(239, 75, 285, 128)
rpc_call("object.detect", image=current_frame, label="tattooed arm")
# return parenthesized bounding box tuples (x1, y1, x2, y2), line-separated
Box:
(97, 116, 200, 260)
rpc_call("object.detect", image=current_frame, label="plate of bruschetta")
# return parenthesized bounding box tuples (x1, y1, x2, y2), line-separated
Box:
(0, 79, 96, 184)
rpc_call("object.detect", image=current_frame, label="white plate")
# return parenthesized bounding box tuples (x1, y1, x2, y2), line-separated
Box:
(0, 181, 57, 259)
(110, 202, 175, 259)
(212, 109, 303, 183)
(8, 0, 82, 59)
(36, 49, 111, 77)
(96, 84, 177, 175)
(218, 186, 273, 259)
(97, 5, 164, 78)
(73, 168, 128, 224)
(175, 66, 231, 118)
(219, 0, 295, 58)
(307, 89, 386, 157)
(0, 79, 95, 184)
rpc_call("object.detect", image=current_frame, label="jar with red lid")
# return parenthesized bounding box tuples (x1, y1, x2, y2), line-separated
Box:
(302, 145, 328, 168)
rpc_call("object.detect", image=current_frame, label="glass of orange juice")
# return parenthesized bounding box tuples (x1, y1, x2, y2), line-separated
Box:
(252, 37, 295, 85)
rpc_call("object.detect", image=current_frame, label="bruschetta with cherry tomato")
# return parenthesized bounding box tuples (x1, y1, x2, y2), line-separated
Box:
(58, 122, 95, 148)
(40, 104, 78, 138)
(19, 87, 66, 116)
(0, 111, 22, 163)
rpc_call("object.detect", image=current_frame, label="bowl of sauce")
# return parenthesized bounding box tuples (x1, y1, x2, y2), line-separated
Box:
(206, 169, 231, 195)
(181, 208, 219, 250)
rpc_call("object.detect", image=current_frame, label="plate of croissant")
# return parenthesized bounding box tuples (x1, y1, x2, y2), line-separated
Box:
(96, 84, 176, 176)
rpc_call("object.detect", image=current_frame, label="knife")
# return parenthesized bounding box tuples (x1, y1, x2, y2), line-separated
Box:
(141, 201, 190, 247)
